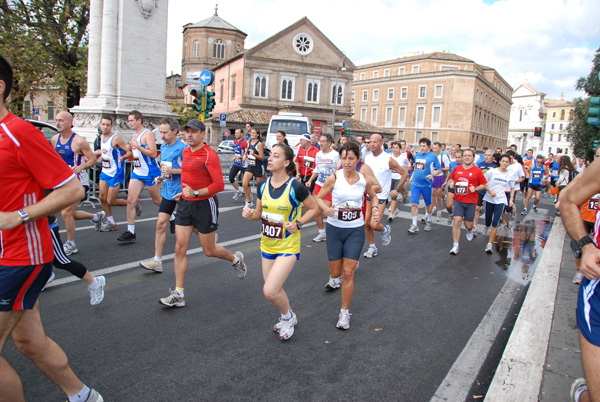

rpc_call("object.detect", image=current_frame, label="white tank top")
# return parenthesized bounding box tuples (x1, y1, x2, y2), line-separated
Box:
(329, 170, 366, 229)
(101, 133, 119, 177)
(365, 151, 392, 200)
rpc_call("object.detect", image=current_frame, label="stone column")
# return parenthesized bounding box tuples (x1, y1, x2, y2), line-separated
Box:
(98, 0, 117, 102)
(86, 0, 102, 98)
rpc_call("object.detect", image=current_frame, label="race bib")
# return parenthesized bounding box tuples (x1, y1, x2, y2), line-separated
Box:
(303, 156, 315, 170)
(415, 159, 426, 171)
(133, 158, 141, 168)
(532, 171, 542, 179)
(589, 196, 599, 211)
(551, 169, 558, 176)
(247, 156, 256, 166)
(337, 201, 361, 222)
(102, 160, 111, 169)
(455, 181, 468, 195)
(261, 212, 285, 239)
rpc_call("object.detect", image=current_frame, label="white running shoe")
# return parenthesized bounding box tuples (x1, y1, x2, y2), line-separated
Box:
(472, 228, 477, 238)
(436, 210, 441, 222)
(89, 276, 106, 306)
(63, 242, 78, 256)
(140, 258, 163, 273)
(278, 315, 297, 340)
(233, 251, 247, 279)
(466, 230, 474, 241)
(482, 226, 489, 236)
(336, 310, 351, 330)
(381, 225, 392, 246)
(408, 224, 419, 233)
(432, 206, 437, 214)
(449, 246, 459, 255)
(312, 232, 327, 242)
(160, 289, 185, 307)
(424, 222, 432, 232)
(99, 220, 117, 232)
(363, 246, 378, 258)
(244, 199, 254, 208)
(485, 243, 493, 254)
(533, 206, 538, 213)
(325, 275, 343, 290)
(273, 311, 297, 333)
(91, 211, 106, 231)
(232, 190, 243, 200)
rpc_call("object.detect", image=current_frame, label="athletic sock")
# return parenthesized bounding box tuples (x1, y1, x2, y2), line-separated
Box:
(282, 310, 292, 320)
(426, 213, 432, 223)
(412, 216, 418, 226)
(128, 224, 135, 234)
(68, 385, 91, 402)
(453, 242, 459, 248)
(232, 256, 240, 266)
(66, 240, 75, 246)
(88, 277, 100, 290)
(369, 243, 376, 249)
(175, 288, 184, 297)
(340, 308, 349, 314)
(319, 228, 326, 234)
(153, 256, 162, 263)
(107, 216, 115, 224)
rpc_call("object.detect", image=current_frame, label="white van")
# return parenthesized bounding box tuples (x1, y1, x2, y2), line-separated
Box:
(265, 112, 312, 154)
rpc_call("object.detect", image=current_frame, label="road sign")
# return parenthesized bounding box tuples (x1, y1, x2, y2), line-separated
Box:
(342, 120, 349, 130)
(185, 71, 202, 85)
(219, 113, 226, 127)
(224, 129, 231, 137)
(199, 70, 215, 86)
(33, 108, 40, 115)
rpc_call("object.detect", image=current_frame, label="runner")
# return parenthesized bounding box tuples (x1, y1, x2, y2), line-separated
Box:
(159, 119, 247, 308)
(473, 150, 499, 235)
(432, 141, 450, 221)
(408, 138, 442, 233)
(363, 134, 408, 258)
(242, 144, 317, 340)
(549, 154, 560, 202)
(448, 149, 489, 255)
(502, 150, 525, 227)
(117, 110, 162, 243)
(315, 141, 378, 329)
(241, 128, 266, 208)
(481, 155, 515, 254)
(51, 111, 103, 255)
(0, 55, 103, 401)
(95, 115, 127, 232)
(388, 142, 412, 221)
(229, 128, 247, 201)
(306, 134, 341, 242)
(523, 155, 549, 215)
(445, 149, 463, 224)
(139, 117, 186, 272)
(521, 149, 535, 193)
(295, 133, 319, 193)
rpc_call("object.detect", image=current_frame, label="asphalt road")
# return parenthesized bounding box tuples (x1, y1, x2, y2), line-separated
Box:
(3, 185, 556, 401)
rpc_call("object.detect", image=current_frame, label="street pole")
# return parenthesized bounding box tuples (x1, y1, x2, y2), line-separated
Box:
(332, 52, 346, 136)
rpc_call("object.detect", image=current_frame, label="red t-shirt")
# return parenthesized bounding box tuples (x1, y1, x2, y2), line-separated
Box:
(0, 112, 75, 266)
(181, 143, 224, 200)
(295, 146, 319, 177)
(451, 164, 487, 204)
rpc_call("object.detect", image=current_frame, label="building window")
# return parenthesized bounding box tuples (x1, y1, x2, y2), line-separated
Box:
(387, 88, 394, 100)
(551, 123, 555, 130)
(351, 91, 355, 103)
(360, 107, 367, 122)
(559, 124, 563, 131)
(434, 85, 443, 98)
(351, 107, 354, 116)
(253, 74, 268, 98)
(193, 41, 200, 58)
(561, 109, 565, 120)
(431, 131, 439, 142)
(397, 130, 404, 140)
(219, 80, 224, 103)
(558, 134, 562, 142)
(331, 83, 344, 105)
(432, 105, 441, 126)
(519, 110, 523, 122)
(373, 71, 379, 79)
(401, 87, 407, 99)
(550, 134, 553, 141)
(412, 65, 420, 74)
(213, 39, 225, 59)
(281, 76, 295, 101)
(371, 107, 378, 125)
(398, 67, 405, 75)
(23, 100, 31, 118)
(47, 101, 54, 121)
(362, 90, 368, 102)
(353, 74, 356, 80)
(552, 111, 556, 118)
(398, 106, 406, 125)
(306, 79, 320, 103)
(385, 107, 393, 126)
(384, 69, 390, 77)
(360, 72, 366, 80)
(231, 75, 236, 100)
(419, 86, 426, 98)
(417, 106, 425, 124)
(373, 89, 379, 101)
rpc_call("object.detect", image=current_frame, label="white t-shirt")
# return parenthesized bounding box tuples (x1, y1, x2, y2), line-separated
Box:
(507, 162, 525, 190)
(314, 150, 341, 186)
(483, 168, 515, 204)
(435, 153, 451, 177)
(391, 152, 411, 179)
(364, 151, 393, 200)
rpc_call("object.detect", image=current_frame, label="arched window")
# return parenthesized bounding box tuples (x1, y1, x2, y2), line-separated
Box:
(281, 79, 293, 100)
(307, 83, 313, 101)
(213, 39, 225, 59)
(331, 85, 343, 105)
(560, 109, 565, 120)
(193, 40, 200, 58)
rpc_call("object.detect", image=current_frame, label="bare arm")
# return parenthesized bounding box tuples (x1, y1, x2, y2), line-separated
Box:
(72, 136, 98, 173)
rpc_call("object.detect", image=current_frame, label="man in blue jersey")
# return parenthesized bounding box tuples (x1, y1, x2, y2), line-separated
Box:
(408, 138, 441, 233)
(139, 117, 187, 272)
(523, 155, 549, 214)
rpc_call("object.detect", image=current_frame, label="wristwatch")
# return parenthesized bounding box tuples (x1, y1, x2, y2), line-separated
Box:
(571, 236, 594, 259)
(17, 209, 30, 225)
(193, 190, 200, 198)
(295, 221, 303, 230)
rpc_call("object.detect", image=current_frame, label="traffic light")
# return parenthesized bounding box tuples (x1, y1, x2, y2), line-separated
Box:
(588, 97, 600, 127)
(341, 128, 346, 136)
(594, 139, 600, 150)
(204, 91, 215, 119)
(190, 88, 204, 112)
(534, 127, 542, 137)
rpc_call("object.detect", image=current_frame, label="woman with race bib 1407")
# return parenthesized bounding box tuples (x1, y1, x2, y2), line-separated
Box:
(242, 144, 317, 341)
(315, 142, 379, 330)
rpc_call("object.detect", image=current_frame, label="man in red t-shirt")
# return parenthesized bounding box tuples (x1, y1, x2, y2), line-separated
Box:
(0, 56, 103, 402)
(159, 119, 248, 308)
(295, 133, 319, 193)
(448, 148, 489, 255)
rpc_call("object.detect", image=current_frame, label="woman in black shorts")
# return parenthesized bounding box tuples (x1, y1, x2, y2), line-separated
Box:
(242, 128, 266, 208)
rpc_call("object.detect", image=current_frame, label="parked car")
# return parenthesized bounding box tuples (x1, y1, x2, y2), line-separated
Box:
(26, 119, 58, 143)
(217, 140, 235, 153)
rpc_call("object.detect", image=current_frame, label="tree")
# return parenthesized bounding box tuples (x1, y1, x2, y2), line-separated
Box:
(568, 46, 600, 161)
(171, 103, 201, 126)
(0, 0, 89, 112)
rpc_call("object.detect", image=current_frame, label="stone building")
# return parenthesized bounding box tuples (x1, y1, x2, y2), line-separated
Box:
(543, 95, 574, 156)
(351, 52, 512, 149)
(508, 82, 546, 155)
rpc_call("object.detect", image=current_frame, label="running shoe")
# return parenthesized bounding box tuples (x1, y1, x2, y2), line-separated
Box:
(521, 208, 527, 216)
(63, 242, 78, 255)
(99, 220, 117, 232)
(501, 222, 509, 230)
(117, 230, 136, 243)
(424, 222, 432, 232)
(140, 258, 163, 273)
(159, 289, 185, 307)
(570, 377, 587, 402)
(135, 198, 143, 216)
(392, 209, 400, 218)
(336, 310, 351, 330)
(573, 271, 584, 285)
(363, 246, 378, 258)
(408, 224, 419, 233)
(532, 205, 538, 213)
(273, 311, 297, 333)
(447, 215, 453, 225)
(170, 219, 176, 234)
(436, 210, 441, 222)
(278, 315, 296, 340)
(432, 206, 437, 214)
(325, 275, 343, 290)
(89, 276, 106, 306)
(233, 251, 247, 279)
(472, 228, 478, 238)
(387, 212, 394, 222)
(485, 243, 493, 254)
(244, 198, 254, 208)
(312, 232, 327, 242)
(91, 211, 106, 231)
(482, 226, 489, 236)
(381, 225, 392, 246)
(232, 189, 243, 200)
(466, 230, 474, 241)
(449, 246, 459, 255)
(85, 389, 104, 402)
(42, 272, 56, 291)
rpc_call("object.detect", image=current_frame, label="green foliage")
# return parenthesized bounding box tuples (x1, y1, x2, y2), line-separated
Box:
(170, 103, 200, 126)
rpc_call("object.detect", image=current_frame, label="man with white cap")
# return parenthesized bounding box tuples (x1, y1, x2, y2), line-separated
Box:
(295, 133, 319, 193)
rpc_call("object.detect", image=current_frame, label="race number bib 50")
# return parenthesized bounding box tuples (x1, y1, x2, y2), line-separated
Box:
(261, 212, 285, 239)
(455, 181, 468, 195)
(337, 201, 361, 222)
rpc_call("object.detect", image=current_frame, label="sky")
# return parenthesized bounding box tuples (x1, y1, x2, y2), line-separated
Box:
(166, 0, 600, 101)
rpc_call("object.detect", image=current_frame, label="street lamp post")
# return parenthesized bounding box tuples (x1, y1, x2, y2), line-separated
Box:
(332, 52, 346, 135)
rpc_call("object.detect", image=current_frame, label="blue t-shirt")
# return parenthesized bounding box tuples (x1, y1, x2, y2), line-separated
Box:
(449, 161, 462, 174)
(411, 151, 440, 188)
(160, 139, 187, 200)
(550, 161, 559, 178)
(477, 160, 498, 195)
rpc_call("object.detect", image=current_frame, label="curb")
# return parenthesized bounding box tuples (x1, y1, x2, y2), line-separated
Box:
(485, 217, 566, 401)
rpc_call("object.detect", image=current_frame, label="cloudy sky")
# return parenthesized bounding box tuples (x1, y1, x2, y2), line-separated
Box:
(166, 0, 600, 101)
